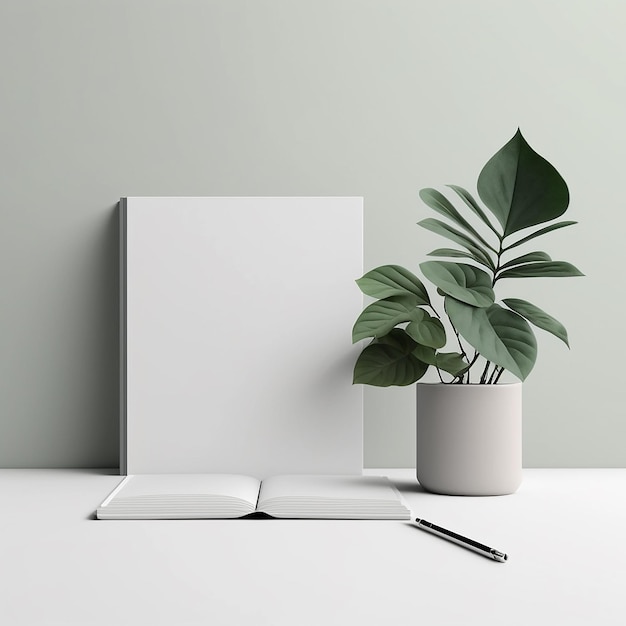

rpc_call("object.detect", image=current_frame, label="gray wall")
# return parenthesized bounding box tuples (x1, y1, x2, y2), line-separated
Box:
(1, 0, 623, 468)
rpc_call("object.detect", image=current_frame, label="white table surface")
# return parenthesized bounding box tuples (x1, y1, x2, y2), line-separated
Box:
(1, 468, 624, 626)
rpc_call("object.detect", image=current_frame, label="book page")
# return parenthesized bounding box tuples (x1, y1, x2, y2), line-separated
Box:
(257, 475, 404, 505)
(106, 474, 261, 508)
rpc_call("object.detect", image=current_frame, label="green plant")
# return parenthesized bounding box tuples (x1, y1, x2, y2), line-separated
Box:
(352, 129, 583, 386)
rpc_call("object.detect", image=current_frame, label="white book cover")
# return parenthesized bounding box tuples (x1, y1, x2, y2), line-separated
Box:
(120, 197, 363, 476)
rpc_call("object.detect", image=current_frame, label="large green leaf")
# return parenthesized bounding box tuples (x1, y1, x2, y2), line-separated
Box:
(497, 261, 584, 280)
(499, 251, 552, 270)
(427, 248, 484, 263)
(419, 188, 497, 252)
(413, 344, 469, 377)
(420, 261, 495, 307)
(446, 185, 501, 237)
(434, 352, 471, 377)
(477, 129, 570, 237)
(502, 298, 569, 347)
(503, 220, 577, 251)
(405, 310, 446, 348)
(445, 297, 537, 380)
(418, 218, 496, 270)
(356, 265, 430, 304)
(352, 295, 420, 343)
(353, 330, 428, 386)
(412, 343, 437, 364)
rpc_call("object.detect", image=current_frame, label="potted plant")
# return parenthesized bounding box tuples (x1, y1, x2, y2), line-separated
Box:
(352, 129, 583, 495)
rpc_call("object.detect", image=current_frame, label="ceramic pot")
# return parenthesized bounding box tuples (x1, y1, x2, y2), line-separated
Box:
(416, 382, 522, 496)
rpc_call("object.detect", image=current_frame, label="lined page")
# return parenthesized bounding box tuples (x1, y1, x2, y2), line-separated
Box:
(258, 475, 407, 508)
(100, 474, 261, 509)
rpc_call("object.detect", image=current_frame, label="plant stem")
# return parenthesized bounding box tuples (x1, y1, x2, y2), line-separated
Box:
(450, 323, 468, 361)
(465, 351, 480, 383)
(480, 360, 491, 384)
(467, 351, 480, 368)
(428, 304, 442, 320)
(493, 367, 505, 384)
(491, 239, 505, 287)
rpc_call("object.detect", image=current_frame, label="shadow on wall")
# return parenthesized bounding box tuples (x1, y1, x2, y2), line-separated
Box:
(85, 202, 121, 468)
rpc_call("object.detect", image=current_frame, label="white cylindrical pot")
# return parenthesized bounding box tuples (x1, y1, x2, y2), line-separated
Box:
(416, 383, 522, 496)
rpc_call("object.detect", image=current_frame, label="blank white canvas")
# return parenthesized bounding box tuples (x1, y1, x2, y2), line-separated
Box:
(121, 197, 363, 476)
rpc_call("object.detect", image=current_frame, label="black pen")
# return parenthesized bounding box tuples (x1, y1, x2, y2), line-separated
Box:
(415, 518, 508, 562)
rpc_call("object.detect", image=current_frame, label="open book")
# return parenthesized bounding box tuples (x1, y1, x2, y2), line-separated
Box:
(96, 474, 411, 520)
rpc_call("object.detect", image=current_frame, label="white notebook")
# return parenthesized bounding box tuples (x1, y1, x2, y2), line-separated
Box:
(97, 474, 411, 520)
(120, 197, 363, 476)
